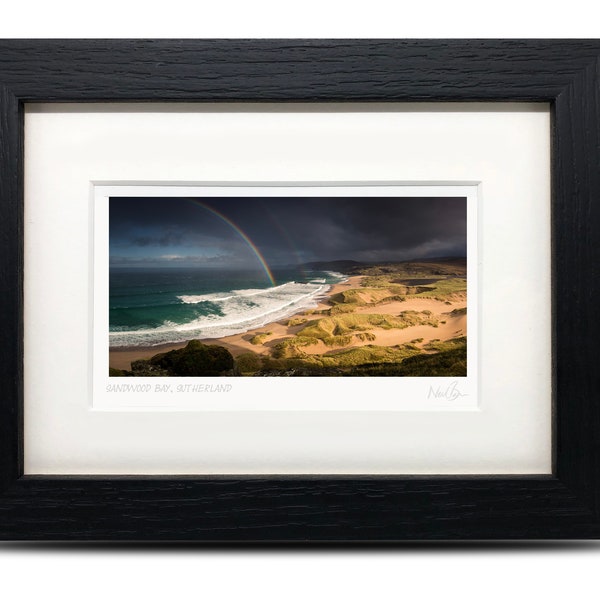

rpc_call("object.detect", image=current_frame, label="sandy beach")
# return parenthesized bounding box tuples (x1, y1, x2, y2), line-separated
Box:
(109, 275, 467, 371)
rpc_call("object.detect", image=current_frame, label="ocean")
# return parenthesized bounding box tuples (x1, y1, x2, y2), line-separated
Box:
(109, 267, 347, 347)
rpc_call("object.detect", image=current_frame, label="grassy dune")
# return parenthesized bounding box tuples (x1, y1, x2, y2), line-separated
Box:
(110, 258, 468, 378)
(250, 332, 272, 345)
(240, 338, 467, 376)
(239, 259, 467, 376)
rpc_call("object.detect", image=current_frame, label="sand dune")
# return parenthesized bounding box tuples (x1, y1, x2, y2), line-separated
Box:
(109, 275, 467, 371)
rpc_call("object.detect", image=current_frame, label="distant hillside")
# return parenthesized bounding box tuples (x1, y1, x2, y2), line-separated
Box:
(301, 257, 466, 277)
(413, 256, 466, 265)
(301, 260, 363, 271)
(352, 258, 466, 278)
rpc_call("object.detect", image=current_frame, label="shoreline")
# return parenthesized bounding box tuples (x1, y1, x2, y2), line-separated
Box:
(109, 275, 467, 371)
(109, 277, 358, 370)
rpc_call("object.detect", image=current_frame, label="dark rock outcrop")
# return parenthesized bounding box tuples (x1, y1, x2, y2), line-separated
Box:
(149, 339, 234, 377)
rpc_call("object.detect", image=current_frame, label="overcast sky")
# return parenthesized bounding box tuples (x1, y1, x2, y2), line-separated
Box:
(109, 196, 466, 269)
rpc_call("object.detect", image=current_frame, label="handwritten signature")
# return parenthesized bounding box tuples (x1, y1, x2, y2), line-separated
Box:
(427, 381, 468, 402)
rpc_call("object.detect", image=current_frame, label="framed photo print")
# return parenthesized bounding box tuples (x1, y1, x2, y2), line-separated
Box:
(1, 40, 599, 540)
(98, 184, 475, 411)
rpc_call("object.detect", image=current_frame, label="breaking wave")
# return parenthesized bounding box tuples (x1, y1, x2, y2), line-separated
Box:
(109, 280, 330, 347)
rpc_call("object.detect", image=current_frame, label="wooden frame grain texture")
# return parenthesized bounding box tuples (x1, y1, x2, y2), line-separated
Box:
(0, 39, 599, 541)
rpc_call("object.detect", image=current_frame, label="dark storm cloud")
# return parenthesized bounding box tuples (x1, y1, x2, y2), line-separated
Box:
(269, 197, 466, 261)
(131, 226, 185, 247)
(109, 196, 466, 267)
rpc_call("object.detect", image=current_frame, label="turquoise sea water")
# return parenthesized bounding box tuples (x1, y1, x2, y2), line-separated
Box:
(109, 267, 346, 347)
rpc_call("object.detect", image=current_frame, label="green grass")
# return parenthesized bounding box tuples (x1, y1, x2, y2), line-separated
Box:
(330, 287, 397, 305)
(327, 287, 406, 313)
(288, 311, 440, 349)
(109, 367, 131, 377)
(250, 332, 272, 345)
(271, 336, 319, 358)
(115, 336, 468, 379)
(243, 337, 467, 377)
(409, 278, 467, 298)
(354, 269, 466, 301)
(329, 303, 358, 315)
(322, 335, 354, 347)
(373, 294, 406, 304)
(353, 259, 466, 279)
(148, 339, 234, 376)
(319, 344, 421, 368)
(258, 355, 287, 371)
(287, 317, 308, 326)
(359, 276, 466, 299)
(329, 289, 365, 304)
(297, 311, 438, 344)
(423, 336, 467, 352)
(276, 343, 422, 370)
(235, 352, 263, 374)
(352, 346, 467, 377)
(279, 337, 467, 376)
(355, 332, 377, 342)
(359, 276, 405, 289)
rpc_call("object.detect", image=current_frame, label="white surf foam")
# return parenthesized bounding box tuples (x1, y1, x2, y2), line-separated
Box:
(323, 271, 349, 283)
(177, 281, 295, 305)
(109, 280, 329, 347)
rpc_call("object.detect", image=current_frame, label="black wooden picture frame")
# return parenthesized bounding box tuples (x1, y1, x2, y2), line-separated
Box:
(0, 39, 599, 541)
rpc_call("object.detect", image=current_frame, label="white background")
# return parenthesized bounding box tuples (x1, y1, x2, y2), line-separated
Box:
(1, 2, 598, 600)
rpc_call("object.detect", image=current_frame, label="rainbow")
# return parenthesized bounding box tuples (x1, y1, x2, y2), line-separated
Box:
(188, 199, 276, 287)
